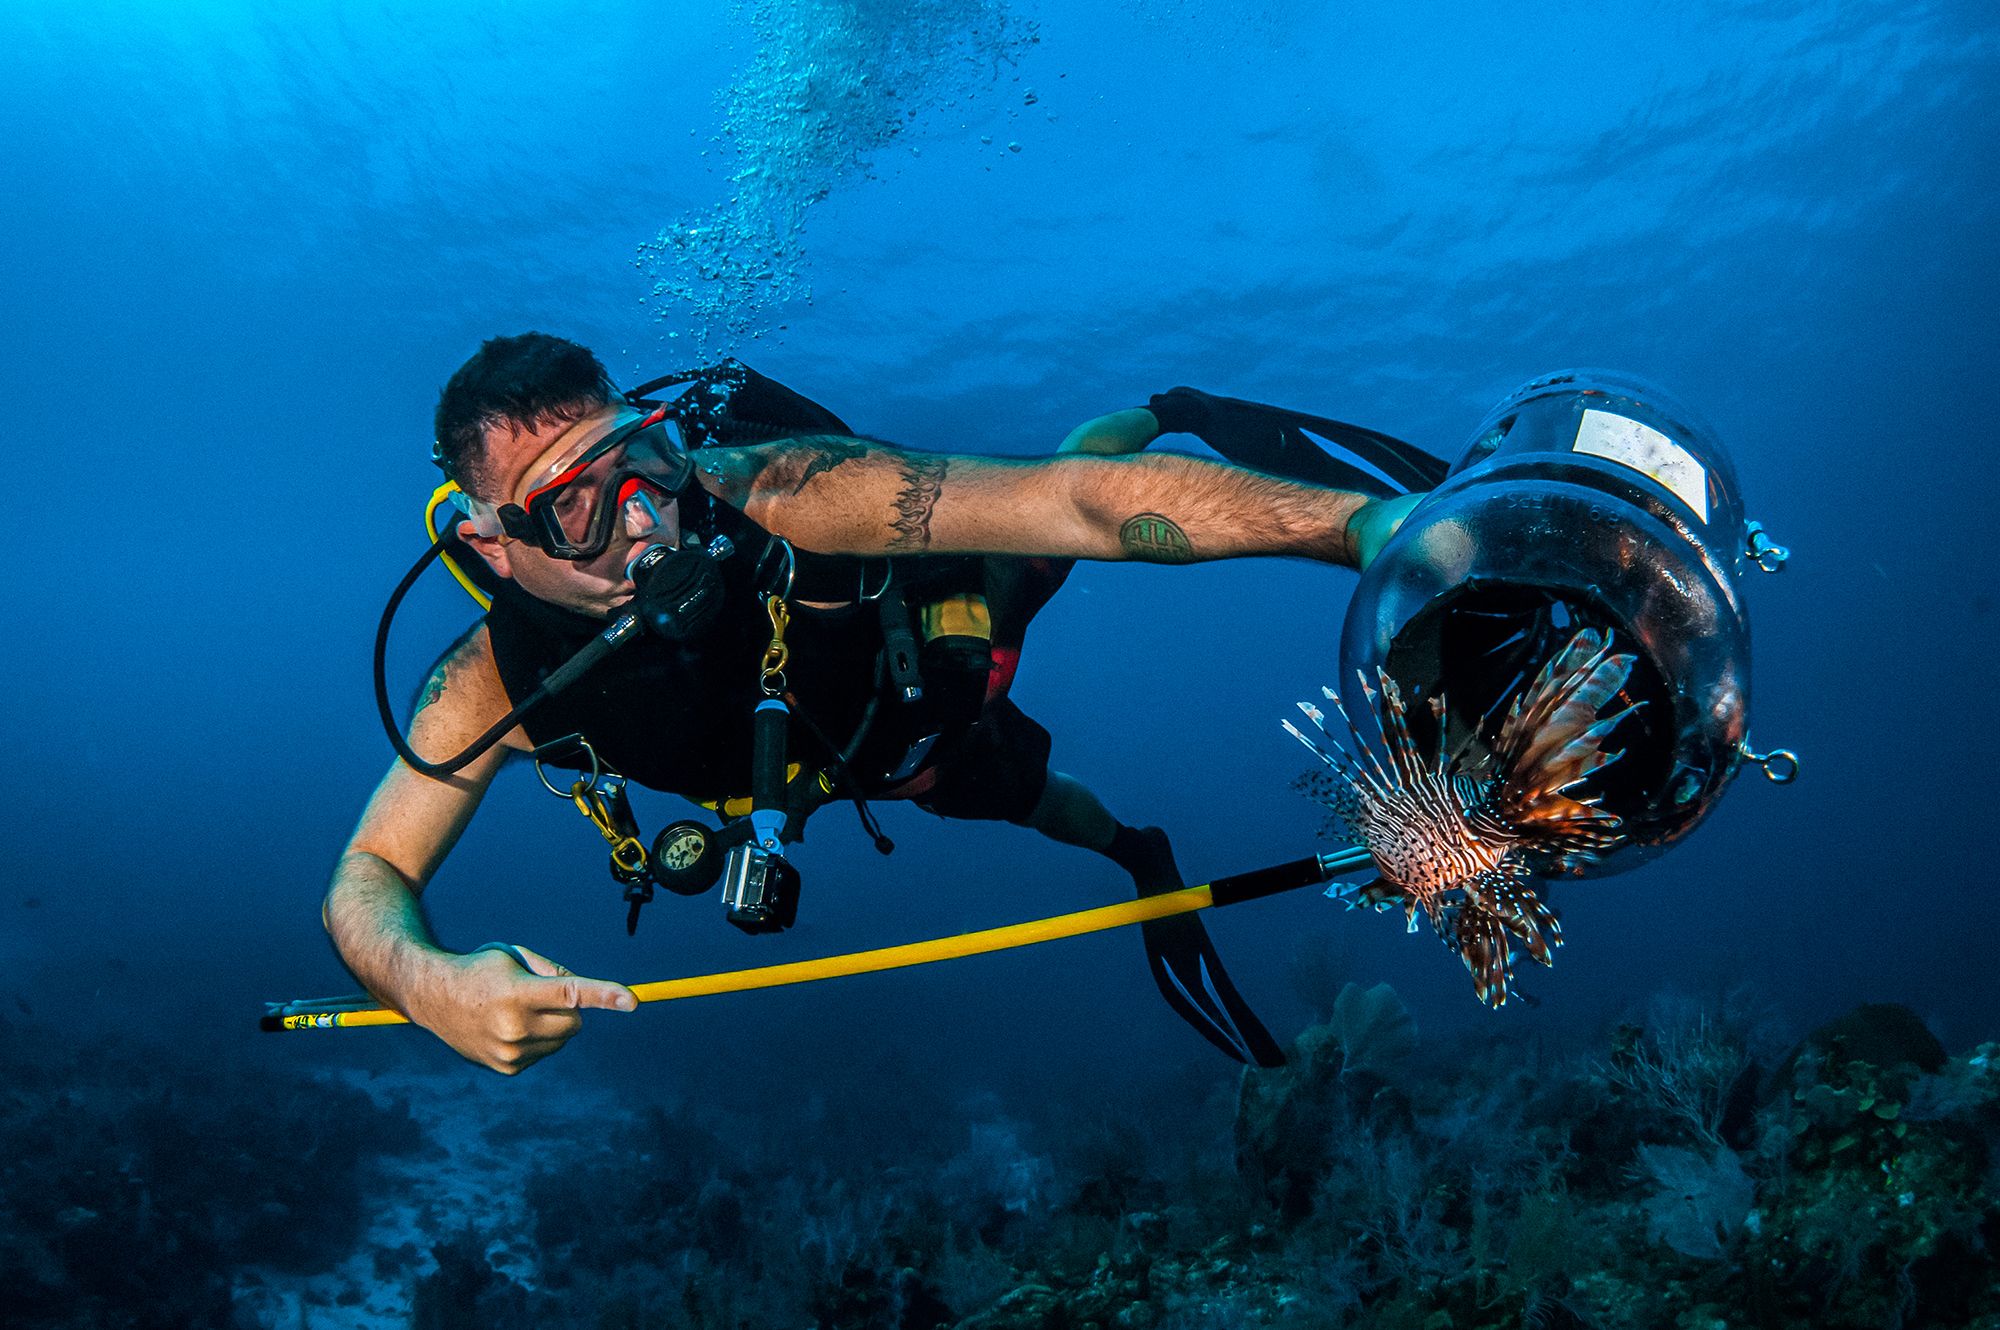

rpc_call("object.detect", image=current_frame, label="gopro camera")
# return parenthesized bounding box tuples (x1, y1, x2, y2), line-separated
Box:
(720, 842, 800, 934)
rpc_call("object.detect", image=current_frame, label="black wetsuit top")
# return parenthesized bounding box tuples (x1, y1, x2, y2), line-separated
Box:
(474, 360, 1069, 813)
(485, 511, 930, 801)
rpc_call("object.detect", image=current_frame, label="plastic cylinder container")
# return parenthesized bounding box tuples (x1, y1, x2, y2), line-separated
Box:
(1338, 370, 1762, 873)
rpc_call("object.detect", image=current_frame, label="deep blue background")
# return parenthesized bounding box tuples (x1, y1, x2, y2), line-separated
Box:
(1, 0, 1994, 1112)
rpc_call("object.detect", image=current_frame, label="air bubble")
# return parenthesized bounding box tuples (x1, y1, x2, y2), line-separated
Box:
(636, 0, 1041, 357)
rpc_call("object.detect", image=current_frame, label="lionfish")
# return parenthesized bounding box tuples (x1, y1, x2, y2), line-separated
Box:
(1285, 628, 1642, 1007)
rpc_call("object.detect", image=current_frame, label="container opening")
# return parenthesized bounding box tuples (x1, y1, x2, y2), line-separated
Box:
(1379, 583, 1675, 832)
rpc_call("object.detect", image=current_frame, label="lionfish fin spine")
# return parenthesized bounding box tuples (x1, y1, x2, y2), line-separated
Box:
(1282, 719, 1393, 807)
(1427, 695, 1451, 779)
(1325, 681, 1400, 794)
(1372, 670, 1429, 790)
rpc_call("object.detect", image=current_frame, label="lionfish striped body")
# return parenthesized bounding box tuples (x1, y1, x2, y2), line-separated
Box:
(1284, 628, 1641, 1006)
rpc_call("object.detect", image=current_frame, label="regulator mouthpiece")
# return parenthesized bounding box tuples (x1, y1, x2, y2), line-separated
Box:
(629, 535, 734, 643)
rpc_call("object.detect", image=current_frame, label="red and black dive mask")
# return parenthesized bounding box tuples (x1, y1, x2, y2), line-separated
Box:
(468, 408, 697, 562)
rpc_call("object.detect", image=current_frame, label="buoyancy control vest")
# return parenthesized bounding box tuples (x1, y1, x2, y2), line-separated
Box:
(484, 506, 999, 804)
(465, 358, 1006, 807)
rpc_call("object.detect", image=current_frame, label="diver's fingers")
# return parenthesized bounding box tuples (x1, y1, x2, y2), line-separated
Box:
(494, 1034, 571, 1075)
(523, 971, 639, 1014)
(521, 1007, 583, 1042)
(491, 988, 622, 1069)
(502, 944, 638, 1013)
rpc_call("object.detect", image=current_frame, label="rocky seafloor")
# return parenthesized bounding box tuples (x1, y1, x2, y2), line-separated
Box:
(3, 987, 1995, 1330)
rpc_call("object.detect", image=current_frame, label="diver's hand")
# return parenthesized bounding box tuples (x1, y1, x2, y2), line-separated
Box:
(1348, 492, 1427, 570)
(1058, 407, 1162, 455)
(412, 944, 637, 1075)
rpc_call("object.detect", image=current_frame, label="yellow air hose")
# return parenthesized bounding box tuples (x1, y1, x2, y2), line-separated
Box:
(426, 482, 492, 610)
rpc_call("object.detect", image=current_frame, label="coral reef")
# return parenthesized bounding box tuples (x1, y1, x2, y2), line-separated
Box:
(6, 992, 1997, 1329)
(0, 1020, 425, 1329)
(415, 993, 2000, 1329)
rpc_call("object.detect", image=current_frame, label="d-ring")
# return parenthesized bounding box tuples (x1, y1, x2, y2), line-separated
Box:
(1739, 742, 1799, 784)
(533, 735, 602, 796)
(1745, 520, 1790, 573)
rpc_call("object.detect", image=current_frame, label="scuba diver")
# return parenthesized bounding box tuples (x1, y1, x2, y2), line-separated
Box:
(326, 333, 1427, 1075)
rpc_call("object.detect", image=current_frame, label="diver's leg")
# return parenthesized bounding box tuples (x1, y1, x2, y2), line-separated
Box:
(919, 682, 1284, 1064)
(1015, 770, 1118, 849)
(1012, 771, 1285, 1067)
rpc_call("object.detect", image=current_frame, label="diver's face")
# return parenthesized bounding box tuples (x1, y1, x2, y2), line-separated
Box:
(461, 403, 682, 619)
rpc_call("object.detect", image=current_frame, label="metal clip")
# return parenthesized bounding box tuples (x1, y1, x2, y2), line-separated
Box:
(570, 779, 647, 874)
(1745, 520, 1789, 573)
(760, 595, 792, 696)
(1739, 742, 1800, 784)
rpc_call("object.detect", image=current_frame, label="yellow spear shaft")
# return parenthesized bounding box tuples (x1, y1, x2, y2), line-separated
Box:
(262, 849, 1369, 1032)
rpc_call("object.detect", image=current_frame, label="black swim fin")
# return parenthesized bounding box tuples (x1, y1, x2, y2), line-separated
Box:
(1146, 385, 1450, 496)
(1122, 827, 1286, 1067)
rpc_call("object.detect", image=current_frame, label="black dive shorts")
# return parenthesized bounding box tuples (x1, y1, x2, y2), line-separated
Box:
(910, 697, 1053, 824)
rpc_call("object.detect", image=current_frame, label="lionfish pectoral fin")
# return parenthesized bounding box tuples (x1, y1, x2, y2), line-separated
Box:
(1498, 630, 1608, 739)
(1497, 630, 1637, 782)
(1450, 899, 1515, 1007)
(1414, 888, 1451, 940)
(1495, 878, 1562, 967)
(1291, 769, 1344, 805)
(1291, 767, 1367, 846)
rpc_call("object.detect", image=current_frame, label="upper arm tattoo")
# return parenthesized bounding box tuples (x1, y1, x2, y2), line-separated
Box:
(887, 454, 948, 551)
(1119, 512, 1196, 563)
(786, 435, 870, 494)
(415, 661, 448, 714)
(411, 624, 483, 718)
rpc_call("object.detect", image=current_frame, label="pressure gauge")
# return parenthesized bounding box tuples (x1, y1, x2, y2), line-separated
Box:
(650, 820, 722, 896)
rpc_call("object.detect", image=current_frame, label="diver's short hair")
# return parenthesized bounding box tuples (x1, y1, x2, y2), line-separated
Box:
(433, 333, 619, 498)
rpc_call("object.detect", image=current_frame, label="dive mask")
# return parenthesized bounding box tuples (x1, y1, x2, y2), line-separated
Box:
(452, 407, 696, 561)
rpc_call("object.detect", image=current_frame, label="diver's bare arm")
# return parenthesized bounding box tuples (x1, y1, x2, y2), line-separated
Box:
(692, 435, 1374, 567)
(322, 627, 522, 1017)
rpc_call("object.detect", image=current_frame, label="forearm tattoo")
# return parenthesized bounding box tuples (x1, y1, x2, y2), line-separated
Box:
(787, 436, 870, 494)
(1119, 513, 1196, 563)
(888, 454, 949, 551)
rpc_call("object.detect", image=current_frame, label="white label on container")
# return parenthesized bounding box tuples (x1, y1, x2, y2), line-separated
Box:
(1572, 408, 1708, 522)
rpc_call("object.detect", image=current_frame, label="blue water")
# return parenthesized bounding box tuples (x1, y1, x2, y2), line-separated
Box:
(2, 0, 1995, 1323)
